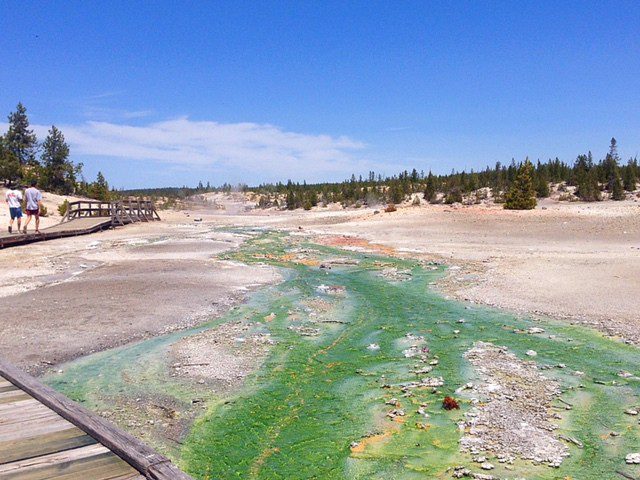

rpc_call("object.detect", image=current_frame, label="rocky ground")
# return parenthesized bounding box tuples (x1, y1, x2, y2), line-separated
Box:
(460, 342, 569, 468)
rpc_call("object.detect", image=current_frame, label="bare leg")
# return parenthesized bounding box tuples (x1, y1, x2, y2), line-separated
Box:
(16, 217, 21, 231)
(23, 214, 31, 233)
(35, 215, 40, 233)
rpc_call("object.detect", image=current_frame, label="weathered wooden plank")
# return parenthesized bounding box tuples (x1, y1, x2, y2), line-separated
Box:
(0, 385, 18, 394)
(0, 415, 73, 442)
(0, 400, 49, 419)
(0, 392, 31, 405)
(0, 378, 13, 388)
(0, 398, 40, 413)
(0, 359, 193, 480)
(0, 405, 60, 427)
(0, 444, 136, 480)
(0, 427, 95, 464)
(0, 444, 108, 474)
(45, 455, 138, 480)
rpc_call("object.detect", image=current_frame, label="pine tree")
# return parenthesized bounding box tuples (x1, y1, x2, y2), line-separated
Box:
(611, 171, 625, 200)
(41, 125, 78, 194)
(576, 169, 601, 201)
(604, 138, 625, 200)
(535, 164, 550, 198)
(0, 135, 21, 183)
(423, 171, 437, 202)
(504, 159, 537, 210)
(5, 102, 38, 166)
(623, 159, 637, 192)
(90, 172, 110, 201)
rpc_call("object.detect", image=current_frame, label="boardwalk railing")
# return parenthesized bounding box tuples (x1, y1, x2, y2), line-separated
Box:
(0, 358, 192, 480)
(0, 198, 162, 249)
(62, 198, 161, 226)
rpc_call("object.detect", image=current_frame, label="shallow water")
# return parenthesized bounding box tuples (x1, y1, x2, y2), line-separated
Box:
(47, 230, 640, 479)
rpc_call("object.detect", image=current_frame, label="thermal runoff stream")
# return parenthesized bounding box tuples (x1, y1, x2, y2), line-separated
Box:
(47, 230, 640, 479)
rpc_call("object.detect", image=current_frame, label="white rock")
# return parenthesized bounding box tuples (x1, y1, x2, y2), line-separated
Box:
(528, 327, 545, 334)
(525, 350, 537, 357)
(626, 452, 640, 464)
(481, 462, 495, 470)
(367, 343, 380, 351)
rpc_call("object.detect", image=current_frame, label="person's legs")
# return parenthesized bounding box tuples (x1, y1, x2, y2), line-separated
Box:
(35, 213, 40, 233)
(23, 213, 31, 233)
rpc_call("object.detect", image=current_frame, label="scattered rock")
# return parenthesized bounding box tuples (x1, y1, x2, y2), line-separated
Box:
(387, 409, 405, 419)
(626, 453, 640, 464)
(525, 350, 537, 357)
(460, 342, 569, 468)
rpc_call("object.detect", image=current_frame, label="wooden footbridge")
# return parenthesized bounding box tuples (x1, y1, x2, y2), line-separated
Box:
(0, 199, 160, 249)
(0, 359, 192, 480)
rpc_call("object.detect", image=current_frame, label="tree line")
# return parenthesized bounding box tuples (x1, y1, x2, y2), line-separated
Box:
(120, 138, 637, 211)
(0, 102, 111, 201)
(249, 137, 637, 210)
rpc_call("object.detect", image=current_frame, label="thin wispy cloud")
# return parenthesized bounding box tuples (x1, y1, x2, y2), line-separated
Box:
(3, 117, 377, 182)
(121, 110, 155, 119)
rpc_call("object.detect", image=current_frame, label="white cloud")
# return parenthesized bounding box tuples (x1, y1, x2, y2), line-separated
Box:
(2, 117, 418, 184)
(11, 117, 371, 181)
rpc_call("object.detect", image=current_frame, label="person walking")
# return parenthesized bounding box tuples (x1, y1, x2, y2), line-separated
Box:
(5, 182, 23, 234)
(23, 180, 43, 234)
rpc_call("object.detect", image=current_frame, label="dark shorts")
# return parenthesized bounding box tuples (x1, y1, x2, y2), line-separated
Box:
(26, 209, 39, 217)
(9, 207, 22, 219)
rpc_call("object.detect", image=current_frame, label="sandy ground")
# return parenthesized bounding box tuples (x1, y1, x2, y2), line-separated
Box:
(1, 195, 639, 375)
(0, 216, 280, 374)
(182, 196, 640, 344)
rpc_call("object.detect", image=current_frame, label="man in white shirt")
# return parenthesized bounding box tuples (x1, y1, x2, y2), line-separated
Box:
(5, 182, 23, 234)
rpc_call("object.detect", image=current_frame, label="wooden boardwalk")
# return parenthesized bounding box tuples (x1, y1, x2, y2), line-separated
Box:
(0, 361, 191, 480)
(0, 217, 114, 249)
(0, 199, 161, 249)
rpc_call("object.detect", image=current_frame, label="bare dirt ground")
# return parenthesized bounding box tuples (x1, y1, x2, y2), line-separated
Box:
(1, 195, 639, 376)
(184, 195, 640, 344)
(0, 217, 280, 374)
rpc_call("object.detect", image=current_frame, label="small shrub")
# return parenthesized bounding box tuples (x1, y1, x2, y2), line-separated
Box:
(385, 204, 397, 213)
(558, 192, 576, 202)
(442, 396, 460, 410)
(39, 204, 48, 217)
(58, 199, 69, 216)
(444, 188, 463, 204)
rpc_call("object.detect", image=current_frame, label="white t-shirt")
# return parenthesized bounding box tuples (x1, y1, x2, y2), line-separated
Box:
(5, 189, 22, 209)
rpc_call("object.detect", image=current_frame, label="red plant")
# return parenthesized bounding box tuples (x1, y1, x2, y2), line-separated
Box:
(442, 396, 460, 410)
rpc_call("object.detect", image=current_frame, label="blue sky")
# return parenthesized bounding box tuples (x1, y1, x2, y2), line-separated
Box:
(1, 1, 639, 188)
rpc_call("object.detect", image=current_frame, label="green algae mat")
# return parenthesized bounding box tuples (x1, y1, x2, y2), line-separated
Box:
(47, 230, 640, 480)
